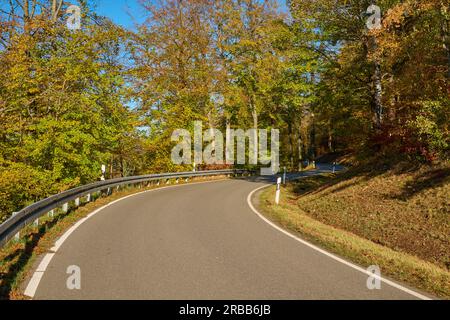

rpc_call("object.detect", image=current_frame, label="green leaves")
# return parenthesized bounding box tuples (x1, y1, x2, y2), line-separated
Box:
(0, 2, 139, 220)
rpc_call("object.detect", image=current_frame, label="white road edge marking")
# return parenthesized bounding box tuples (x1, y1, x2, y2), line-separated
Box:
(24, 178, 229, 299)
(247, 184, 432, 301)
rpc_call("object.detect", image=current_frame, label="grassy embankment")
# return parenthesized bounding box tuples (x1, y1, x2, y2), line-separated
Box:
(259, 160, 450, 298)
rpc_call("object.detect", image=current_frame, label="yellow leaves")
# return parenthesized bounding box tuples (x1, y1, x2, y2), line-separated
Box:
(383, 2, 410, 29)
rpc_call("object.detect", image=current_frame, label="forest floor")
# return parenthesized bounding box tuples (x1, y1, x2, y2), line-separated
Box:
(259, 160, 450, 299)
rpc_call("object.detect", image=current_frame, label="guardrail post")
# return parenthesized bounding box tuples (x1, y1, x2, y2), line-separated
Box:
(166, 179, 170, 185)
(333, 162, 336, 174)
(157, 180, 160, 186)
(74, 198, 80, 207)
(86, 194, 91, 202)
(12, 212, 20, 241)
(62, 203, 69, 213)
(283, 167, 286, 185)
(48, 209, 54, 218)
(34, 218, 39, 227)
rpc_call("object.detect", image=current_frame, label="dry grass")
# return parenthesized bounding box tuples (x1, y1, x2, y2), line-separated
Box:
(259, 162, 450, 299)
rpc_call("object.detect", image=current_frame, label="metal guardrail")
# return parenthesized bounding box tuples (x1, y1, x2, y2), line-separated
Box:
(0, 169, 252, 248)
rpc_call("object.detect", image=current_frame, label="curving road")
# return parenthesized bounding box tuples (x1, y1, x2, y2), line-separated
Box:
(27, 166, 428, 300)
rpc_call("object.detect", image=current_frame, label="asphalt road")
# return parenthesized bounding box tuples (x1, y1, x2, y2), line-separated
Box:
(31, 166, 426, 300)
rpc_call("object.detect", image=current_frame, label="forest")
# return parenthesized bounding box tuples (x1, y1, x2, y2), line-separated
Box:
(0, 0, 449, 222)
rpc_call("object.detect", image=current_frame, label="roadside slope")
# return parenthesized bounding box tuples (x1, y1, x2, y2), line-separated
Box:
(258, 162, 450, 298)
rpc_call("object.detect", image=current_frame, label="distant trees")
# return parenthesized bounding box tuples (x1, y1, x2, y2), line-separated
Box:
(130, 0, 314, 171)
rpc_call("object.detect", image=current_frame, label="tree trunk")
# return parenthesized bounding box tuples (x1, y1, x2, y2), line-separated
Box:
(298, 132, 303, 171)
(288, 121, 294, 170)
(23, 0, 30, 33)
(374, 61, 383, 129)
(51, 0, 63, 22)
(367, 33, 384, 129)
(309, 73, 317, 162)
(441, 3, 450, 78)
(208, 110, 216, 158)
(328, 120, 334, 153)
(225, 118, 232, 164)
(309, 112, 316, 161)
(251, 104, 258, 163)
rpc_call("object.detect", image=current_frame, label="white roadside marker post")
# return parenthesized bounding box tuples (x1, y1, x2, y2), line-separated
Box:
(275, 177, 282, 205)
(100, 165, 106, 197)
(101, 164, 106, 181)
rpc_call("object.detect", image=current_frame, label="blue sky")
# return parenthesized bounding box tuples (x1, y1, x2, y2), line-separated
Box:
(95, 0, 147, 29)
(95, 0, 288, 29)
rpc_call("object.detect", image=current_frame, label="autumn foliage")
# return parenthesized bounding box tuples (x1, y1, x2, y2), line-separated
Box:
(0, 0, 448, 222)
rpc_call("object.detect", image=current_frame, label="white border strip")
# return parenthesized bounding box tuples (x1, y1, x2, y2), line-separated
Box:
(24, 179, 228, 298)
(247, 185, 432, 301)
